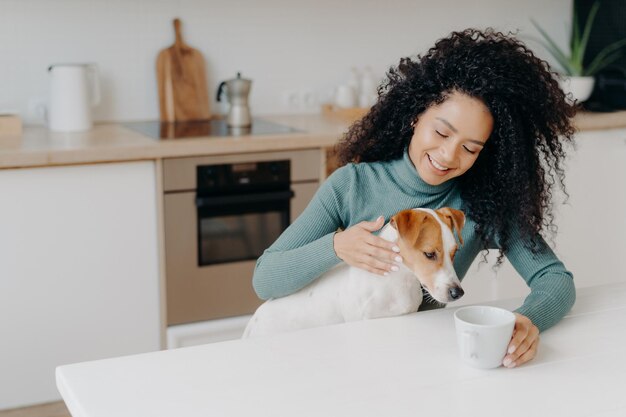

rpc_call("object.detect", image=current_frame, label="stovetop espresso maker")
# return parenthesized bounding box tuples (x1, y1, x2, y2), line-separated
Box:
(216, 72, 252, 128)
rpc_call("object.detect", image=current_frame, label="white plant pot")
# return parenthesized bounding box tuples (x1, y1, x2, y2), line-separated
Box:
(558, 75, 595, 103)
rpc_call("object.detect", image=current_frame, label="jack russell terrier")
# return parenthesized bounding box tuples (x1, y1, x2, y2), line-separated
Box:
(243, 207, 466, 338)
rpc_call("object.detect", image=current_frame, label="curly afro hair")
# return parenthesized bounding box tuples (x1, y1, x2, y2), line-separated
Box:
(336, 28, 578, 264)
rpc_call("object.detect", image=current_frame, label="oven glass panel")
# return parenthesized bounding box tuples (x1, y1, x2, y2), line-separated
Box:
(195, 159, 292, 266)
(198, 211, 286, 266)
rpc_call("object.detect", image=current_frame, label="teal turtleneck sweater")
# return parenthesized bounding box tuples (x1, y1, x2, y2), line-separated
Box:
(252, 150, 575, 332)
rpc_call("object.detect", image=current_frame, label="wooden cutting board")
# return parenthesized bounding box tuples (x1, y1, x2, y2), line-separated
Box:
(156, 18, 210, 122)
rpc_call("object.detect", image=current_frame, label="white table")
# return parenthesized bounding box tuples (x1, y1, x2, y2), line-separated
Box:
(56, 282, 626, 417)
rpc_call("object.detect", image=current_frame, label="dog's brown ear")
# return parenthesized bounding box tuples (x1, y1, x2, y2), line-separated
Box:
(436, 207, 465, 245)
(392, 209, 428, 244)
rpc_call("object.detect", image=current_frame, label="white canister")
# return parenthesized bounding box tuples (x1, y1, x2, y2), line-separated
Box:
(334, 85, 357, 108)
(48, 63, 101, 132)
(359, 67, 378, 107)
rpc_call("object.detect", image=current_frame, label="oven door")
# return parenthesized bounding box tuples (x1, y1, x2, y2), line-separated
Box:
(196, 190, 292, 266)
(164, 183, 318, 326)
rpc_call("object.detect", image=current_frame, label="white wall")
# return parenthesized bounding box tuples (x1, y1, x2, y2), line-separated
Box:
(0, 0, 571, 123)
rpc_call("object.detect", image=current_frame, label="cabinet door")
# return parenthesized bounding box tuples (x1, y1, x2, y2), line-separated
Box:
(0, 161, 161, 410)
(291, 181, 319, 222)
(457, 129, 626, 306)
(554, 129, 626, 288)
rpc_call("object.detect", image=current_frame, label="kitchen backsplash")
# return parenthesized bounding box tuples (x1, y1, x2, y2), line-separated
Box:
(0, 0, 571, 124)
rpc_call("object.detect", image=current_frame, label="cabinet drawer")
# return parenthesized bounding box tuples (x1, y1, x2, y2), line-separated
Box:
(163, 149, 322, 192)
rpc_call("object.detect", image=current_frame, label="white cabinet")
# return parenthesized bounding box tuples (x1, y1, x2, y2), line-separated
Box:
(457, 128, 626, 306)
(167, 316, 251, 349)
(553, 129, 626, 288)
(0, 161, 161, 410)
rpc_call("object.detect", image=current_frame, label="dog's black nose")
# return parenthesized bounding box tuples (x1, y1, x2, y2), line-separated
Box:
(449, 286, 464, 300)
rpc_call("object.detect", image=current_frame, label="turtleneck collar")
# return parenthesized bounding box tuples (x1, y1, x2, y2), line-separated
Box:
(390, 148, 457, 195)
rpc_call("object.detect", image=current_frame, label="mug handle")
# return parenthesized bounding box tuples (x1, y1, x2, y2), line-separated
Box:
(463, 330, 478, 359)
(87, 64, 101, 107)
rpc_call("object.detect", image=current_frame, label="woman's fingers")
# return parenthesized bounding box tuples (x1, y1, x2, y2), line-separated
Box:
(366, 233, 401, 251)
(356, 257, 394, 276)
(351, 246, 400, 276)
(334, 216, 403, 275)
(503, 313, 540, 368)
(359, 216, 385, 232)
(505, 338, 539, 368)
(363, 232, 402, 260)
(363, 240, 401, 262)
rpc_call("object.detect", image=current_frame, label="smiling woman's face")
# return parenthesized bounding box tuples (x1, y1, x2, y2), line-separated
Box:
(409, 91, 494, 186)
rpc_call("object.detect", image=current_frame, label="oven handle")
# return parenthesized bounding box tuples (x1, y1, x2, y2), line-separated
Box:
(195, 190, 294, 208)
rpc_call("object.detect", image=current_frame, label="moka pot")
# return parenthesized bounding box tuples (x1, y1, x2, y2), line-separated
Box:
(216, 72, 252, 128)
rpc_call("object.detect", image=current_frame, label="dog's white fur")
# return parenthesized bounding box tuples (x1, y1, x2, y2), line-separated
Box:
(243, 208, 463, 338)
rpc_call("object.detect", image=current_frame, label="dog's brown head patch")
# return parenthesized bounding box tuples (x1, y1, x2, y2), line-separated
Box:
(390, 208, 465, 302)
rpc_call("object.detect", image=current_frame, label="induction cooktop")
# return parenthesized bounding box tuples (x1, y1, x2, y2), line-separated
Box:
(123, 118, 301, 140)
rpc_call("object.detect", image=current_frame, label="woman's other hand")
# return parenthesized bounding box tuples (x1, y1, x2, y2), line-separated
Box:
(333, 215, 402, 276)
(503, 313, 540, 368)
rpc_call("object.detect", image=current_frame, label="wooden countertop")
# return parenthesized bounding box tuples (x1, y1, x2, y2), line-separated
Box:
(0, 111, 624, 170)
(572, 110, 626, 131)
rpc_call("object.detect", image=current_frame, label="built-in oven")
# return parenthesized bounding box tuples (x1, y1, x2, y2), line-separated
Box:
(163, 150, 321, 326)
(196, 160, 292, 266)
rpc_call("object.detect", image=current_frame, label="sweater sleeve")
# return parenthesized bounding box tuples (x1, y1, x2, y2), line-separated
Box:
(503, 229, 576, 332)
(251, 166, 353, 300)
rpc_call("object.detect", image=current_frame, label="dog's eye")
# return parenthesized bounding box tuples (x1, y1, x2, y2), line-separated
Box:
(423, 252, 437, 260)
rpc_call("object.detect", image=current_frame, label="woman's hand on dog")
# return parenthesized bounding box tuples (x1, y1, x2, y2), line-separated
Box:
(502, 313, 540, 368)
(333, 216, 402, 276)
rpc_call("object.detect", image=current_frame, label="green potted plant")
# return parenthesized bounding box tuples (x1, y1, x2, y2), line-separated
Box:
(531, 1, 626, 102)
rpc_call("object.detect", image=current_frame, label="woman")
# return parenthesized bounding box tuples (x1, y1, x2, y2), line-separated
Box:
(252, 28, 577, 368)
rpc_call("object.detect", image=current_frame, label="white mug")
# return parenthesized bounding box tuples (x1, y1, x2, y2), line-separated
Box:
(454, 306, 515, 369)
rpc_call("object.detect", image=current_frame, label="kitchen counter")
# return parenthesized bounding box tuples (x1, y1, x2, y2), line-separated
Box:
(56, 282, 626, 417)
(0, 115, 348, 170)
(0, 111, 625, 170)
(573, 109, 626, 131)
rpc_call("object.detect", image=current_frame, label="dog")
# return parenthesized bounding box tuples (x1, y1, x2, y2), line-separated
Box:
(243, 207, 466, 338)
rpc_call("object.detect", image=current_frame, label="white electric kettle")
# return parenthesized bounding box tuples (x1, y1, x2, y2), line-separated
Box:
(48, 63, 100, 132)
